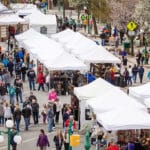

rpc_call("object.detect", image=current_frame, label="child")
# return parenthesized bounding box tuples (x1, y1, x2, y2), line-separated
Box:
(41, 104, 47, 124)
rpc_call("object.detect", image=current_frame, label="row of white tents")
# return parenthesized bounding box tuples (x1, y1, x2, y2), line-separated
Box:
(15, 28, 87, 71)
(15, 28, 121, 71)
(51, 29, 121, 64)
(0, 3, 57, 36)
(74, 78, 150, 131)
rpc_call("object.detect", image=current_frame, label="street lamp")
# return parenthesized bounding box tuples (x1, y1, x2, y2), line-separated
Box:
(0, 120, 22, 150)
(128, 30, 136, 56)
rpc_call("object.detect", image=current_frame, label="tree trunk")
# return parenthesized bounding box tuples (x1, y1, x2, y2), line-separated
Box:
(93, 16, 98, 35)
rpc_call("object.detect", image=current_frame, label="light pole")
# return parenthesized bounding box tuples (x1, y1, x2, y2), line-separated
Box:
(0, 120, 22, 150)
(128, 30, 136, 56)
(62, 0, 65, 21)
(68, 120, 73, 150)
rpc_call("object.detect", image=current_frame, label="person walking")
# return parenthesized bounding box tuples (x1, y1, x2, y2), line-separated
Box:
(7, 59, 14, 77)
(138, 65, 144, 84)
(63, 128, 69, 150)
(45, 73, 50, 92)
(22, 104, 31, 131)
(13, 105, 21, 132)
(127, 65, 132, 86)
(37, 71, 45, 91)
(27, 68, 36, 90)
(132, 64, 138, 83)
(31, 99, 39, 125)
(21, 63, 27, 82)
(4, 102, 12, 123)
(14, 77, 23, 103)
(37, 129, 50, 150)
(55, 98, 61, 124)
(53, 130, 64, 150)
(8, 84, 16, 105)
(47, 104, 54, 132)
(0, 102, 4, 127)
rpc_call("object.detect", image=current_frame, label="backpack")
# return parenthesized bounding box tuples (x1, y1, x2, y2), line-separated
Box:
(9, 87, 15, 96)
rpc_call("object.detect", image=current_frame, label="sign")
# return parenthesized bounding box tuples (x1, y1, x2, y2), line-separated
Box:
(70, 134, 80, 147)
(127, 21, 137, 31)
(40, 26, 47, 34)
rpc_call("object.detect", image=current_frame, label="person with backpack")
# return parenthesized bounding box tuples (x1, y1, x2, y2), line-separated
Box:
(37, 129, 50, 150)
(31, 99, 39, 125)
(8, 84, 16, 105)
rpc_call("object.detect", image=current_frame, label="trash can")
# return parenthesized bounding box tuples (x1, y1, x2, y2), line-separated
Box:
(123, 42, 130, 54)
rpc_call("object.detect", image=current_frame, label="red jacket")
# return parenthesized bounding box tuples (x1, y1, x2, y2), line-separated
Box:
(65, 119, 76, 130)
(108, 144, 120, 150)
(38, 72, 44, 84)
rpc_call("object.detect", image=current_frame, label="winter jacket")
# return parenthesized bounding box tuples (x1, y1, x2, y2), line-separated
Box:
(0, 104, 4, 116)
(7, 61, 14, 71)
(37, 72, 45, 84)
(13, 109, 22, 120)
(22, 107, 31, 118)
(37, 134, 50, 147)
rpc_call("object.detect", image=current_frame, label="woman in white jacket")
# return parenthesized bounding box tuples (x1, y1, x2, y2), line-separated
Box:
(4, 102, 12, 122)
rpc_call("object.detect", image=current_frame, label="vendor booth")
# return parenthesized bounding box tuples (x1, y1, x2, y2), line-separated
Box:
(24, 10, 57, 37)
(0, 14, 28, 42)
(74, 77, 147, 129)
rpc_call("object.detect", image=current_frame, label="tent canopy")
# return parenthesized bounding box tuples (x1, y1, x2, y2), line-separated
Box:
(97, 108, 150, 130)
(74, 78, 117, 100)
(15, 29, 87, 71)
(0, 14, 27, 25)
(0, 2, 8, 12)
(129, 82, 150, 102)
(24, 10, 57, 25)
(51, 29, 121, 64)
(86, 88, 145, 113)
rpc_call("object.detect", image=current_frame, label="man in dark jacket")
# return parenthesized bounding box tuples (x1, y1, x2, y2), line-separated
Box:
(27, 68, 36, 90)
(22, 104, 31, 131)
(7, 60, 14, 77)
(138, 65, 144, 83)
(132, 64, 138, 83)
(31, 99, 39, 124)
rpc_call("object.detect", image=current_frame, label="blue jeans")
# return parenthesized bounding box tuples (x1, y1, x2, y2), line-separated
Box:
(24, 118, 30, 130)
(132, 74, 137, 83)
(22, 73, 26, 82)
(10, 95, 15, 105)
(29, 79, 35, 90)
(127, 76, 132, 85)
(101, 39, 105, 46)
(48, 118, 53, 132)
(16, 91, 23, 103)
(15, 119, 20, 131)
(0, 116, 4, 125)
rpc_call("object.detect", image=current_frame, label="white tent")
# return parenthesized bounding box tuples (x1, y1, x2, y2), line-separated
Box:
(24, 11, 57, 36)
(74, 78, 116, 100)
(129, 82, 150, 104)
(74, 77, 146, 129)
(15, 29, 87, 71)
(0, 14, 27, 25)
(0, 2, 8, 12)
(86, 89, 145, 114)
(97, 108, 150, 130)
(51, 29, 121, 64)
(10, 3, 37, 11)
